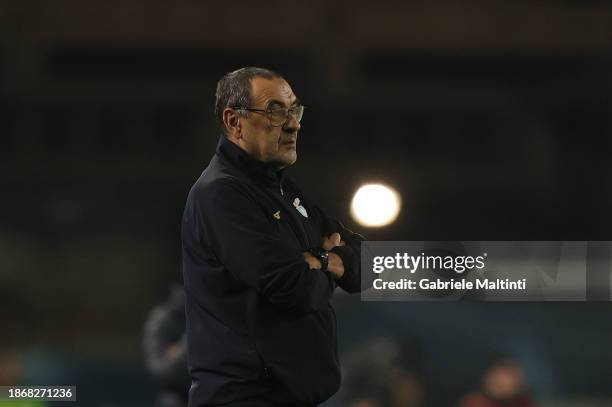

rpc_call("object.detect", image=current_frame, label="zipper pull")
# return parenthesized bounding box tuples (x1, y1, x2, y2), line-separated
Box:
(280, 183, 284, 196)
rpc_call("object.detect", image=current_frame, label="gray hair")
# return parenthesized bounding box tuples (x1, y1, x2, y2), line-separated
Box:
(214, 67, 282, 135)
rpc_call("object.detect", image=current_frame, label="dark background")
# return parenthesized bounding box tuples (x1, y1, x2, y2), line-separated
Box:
(1, 1, 611, 406)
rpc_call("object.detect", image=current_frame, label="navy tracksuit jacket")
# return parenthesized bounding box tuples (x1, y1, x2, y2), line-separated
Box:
(182, 136, 364, 406)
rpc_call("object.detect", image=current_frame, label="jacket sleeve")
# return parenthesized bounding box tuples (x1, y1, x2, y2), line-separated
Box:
(192, 180, 334, 313)
(312, 204, 367, 293)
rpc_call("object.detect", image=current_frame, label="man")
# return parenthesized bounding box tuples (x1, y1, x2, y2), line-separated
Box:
(143, 284, 190, 407)
(459, 358, 537, 407)
(182, 67, 364, 406)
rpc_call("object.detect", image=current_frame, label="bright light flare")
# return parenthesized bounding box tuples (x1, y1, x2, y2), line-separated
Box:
(350, 183, 401, 227)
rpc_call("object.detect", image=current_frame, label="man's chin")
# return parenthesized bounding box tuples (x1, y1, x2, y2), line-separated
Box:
(285, 152, 297, 166)
(271, 153, 297, 170)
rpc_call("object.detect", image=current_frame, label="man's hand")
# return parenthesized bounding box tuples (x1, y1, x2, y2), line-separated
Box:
(322, 232, 345, 250)
(303, 251, 321, 270)
(327, 252, 344, 280)
(302, 233, 345, 280)
(322, 232, 345, 279)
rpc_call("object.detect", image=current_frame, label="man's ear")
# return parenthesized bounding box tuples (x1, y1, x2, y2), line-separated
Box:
(223, 108, 242, 140)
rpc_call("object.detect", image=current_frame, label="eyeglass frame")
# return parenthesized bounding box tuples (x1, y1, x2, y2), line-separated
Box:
(230, 104, 305, 127)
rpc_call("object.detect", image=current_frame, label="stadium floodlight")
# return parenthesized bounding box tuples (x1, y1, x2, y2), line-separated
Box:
(350, 183, 401, 227)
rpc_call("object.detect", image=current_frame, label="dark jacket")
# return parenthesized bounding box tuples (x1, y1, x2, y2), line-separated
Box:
(182, 136, 363, 406)
(143, 285, 190, 407)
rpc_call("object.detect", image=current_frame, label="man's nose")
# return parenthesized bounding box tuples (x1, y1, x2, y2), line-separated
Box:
(283, 113, 301, 133)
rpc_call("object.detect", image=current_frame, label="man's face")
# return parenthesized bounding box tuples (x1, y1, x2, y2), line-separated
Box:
(235, 77, 301, 169)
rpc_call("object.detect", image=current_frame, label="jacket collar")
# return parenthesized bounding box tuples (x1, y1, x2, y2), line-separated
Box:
(216, 135, 285, 187)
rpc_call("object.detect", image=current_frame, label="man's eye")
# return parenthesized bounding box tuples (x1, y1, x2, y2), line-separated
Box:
(269, 109, 286, 116)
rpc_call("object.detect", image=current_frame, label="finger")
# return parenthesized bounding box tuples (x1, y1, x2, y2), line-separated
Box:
(303, 251, 321, 269)
(321, 240, 333, 251)
(322, 233, 341, 250)
(321, 237, 334, 251)
(330, 233, 341, 246)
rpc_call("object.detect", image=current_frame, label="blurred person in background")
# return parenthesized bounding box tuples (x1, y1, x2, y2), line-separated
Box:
(0, 289, 45, 407)
(182, 67, 365, 406)
(0, 350, 44, 407)
(0, 350, 45, 407)
(459, 357, 537, 407)
(143, 285, 190, 407)
(336, 336, 425, 407)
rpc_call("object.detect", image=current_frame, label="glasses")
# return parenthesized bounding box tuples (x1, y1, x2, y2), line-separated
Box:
(232, 105, 304, 127)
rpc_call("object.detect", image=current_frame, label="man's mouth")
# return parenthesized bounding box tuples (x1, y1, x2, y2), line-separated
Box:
(280, 139, 297, 147)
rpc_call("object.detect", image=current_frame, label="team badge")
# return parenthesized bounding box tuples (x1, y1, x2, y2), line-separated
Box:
(293, 198, 308, 218)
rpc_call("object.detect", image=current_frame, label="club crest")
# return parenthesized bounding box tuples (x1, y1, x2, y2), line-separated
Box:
(293, 198, 308, 218)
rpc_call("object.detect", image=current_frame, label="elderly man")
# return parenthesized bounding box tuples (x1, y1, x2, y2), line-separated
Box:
(182, 67, 364, 407)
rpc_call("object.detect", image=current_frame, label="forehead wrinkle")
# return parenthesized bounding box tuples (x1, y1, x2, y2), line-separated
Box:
(250, 78, 295, 108)
(268, 96, 299, 109)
